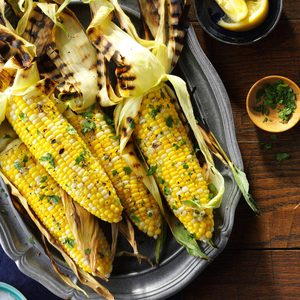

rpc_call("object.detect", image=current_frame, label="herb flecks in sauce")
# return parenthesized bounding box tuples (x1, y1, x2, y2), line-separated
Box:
(254, 80, 297, 124)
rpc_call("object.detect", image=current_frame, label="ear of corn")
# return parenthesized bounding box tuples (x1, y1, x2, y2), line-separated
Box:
(134, 85, 214, 241)
(64, 105, 162, 238)
(0, 140, 113, 278)
(5, 66, 123, 223)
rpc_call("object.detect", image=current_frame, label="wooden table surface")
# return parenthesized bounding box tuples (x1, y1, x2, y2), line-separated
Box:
(176, 1, 300, 299)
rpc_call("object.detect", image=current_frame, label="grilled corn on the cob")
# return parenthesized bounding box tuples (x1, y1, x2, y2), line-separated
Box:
(5, 92, 123, 223)
(65, 105, 162, 238)
(0, 141, 112, 277)
(134, 85, 214, 241)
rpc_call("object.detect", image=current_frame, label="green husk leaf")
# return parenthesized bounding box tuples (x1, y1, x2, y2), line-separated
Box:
(198, 127, 259, 215)
(155, 219, 167, 264)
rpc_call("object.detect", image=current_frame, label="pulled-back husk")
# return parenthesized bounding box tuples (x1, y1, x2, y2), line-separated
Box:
(0, 164, 114, 300)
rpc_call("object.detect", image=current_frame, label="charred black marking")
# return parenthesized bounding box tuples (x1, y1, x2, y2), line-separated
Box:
(129, 151, 135, 156)
(98, 83, 103, 90)
(117, 75, 136, 81)
(29, 17, 37, 24)
(102, 41, 112, 55)
(30, 31, 38, 39)
(94, 36, 102, 46)
(122, 127, 127, 137)
(59, 63, 67, 69)
(64, 72, 74, 80)
(174, 36, 184, 44)
(12, 39, 23, 48)
(36, 20, 45, 28)
(0, 44, 10, 57)
(116, 65, 131, 75)
(97, 59, 103, 66)
(51, 139, 56, 144)
(59, 148, 65, 155)
(120, 84, 134, 90)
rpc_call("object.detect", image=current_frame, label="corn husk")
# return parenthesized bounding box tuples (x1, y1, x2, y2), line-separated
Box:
(0, 163, 114, 300)
(0, 120, 17, 152)
(60, 189, 113, 277)
(0, 23, 36, 67)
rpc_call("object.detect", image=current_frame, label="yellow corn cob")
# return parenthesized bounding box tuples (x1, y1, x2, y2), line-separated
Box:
(6, 94, 122, 223)
(134, 85, 214, 241)
(65, 105, 162, 238)
(0, 141, 112, 277)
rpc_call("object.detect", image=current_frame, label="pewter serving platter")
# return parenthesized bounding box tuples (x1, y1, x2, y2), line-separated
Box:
(0, 1, 242, 299)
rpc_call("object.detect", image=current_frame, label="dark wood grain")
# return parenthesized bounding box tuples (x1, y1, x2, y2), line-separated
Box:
(178, 1, 300, 299)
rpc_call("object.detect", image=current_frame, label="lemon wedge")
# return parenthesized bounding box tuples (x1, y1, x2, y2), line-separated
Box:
(218, 0, 269, 32)
(215, 0, 248, 22)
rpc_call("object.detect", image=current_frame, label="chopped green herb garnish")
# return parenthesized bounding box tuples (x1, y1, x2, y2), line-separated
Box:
(260, 142, 272, 150)
(39, 194, 45, 200)
(276, 152, 290, 162)
(112, 169, 118, 176)
(165, 116, 174, 128)
(147, 165, 157, 176)
(110, 135, 120, 140)
(123, 166, 132, 175)
(63, 237, 75, 248)
(270, 134, 277, 141)
(82, 120, 96, 134)
(40, 176, 48, 183)
(254, 80, 297, 123)
(14, 161, 23, 171)
(163, 185, 171, 196)
(85, 248, 91, 255)
(131, 215, 141, 223)
(150, 104, 162, 119)
(37, 130, 42, 137)
(158, 176, 165, 184)
(103, 114, 114, 126)
(147, 211, 153, 217)
(19, 112, 27, 122)
(129, 119, 135, 129)
(82, 111, 93, 119)
(40, 153, 55, 168)
(48, 195, 60, 204)
(183, 163, 189, 169)
(23, 155, 29, 164)
(67, 125, 76, 135)
(75, 151, 87, 166)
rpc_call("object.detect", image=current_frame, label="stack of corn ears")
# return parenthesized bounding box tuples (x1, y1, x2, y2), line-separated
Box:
(0, 0, 258, 298)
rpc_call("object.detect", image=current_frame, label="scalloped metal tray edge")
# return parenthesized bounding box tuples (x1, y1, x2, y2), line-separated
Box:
(0, 2, 242, 299)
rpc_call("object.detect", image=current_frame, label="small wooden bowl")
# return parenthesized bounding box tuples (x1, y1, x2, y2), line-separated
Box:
(246, 76, 300, 132)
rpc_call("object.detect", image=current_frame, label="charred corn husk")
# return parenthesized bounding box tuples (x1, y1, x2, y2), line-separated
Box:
(5, 79, 123, 223)
(65, 105, 162, 238)
(0, 140, 112, 278)
(134, 85, 214, 241)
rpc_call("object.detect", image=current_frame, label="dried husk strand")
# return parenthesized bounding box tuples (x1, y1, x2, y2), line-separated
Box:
(60, 189, 113, 276)
(117, 216, 153, 266)
(0, 165, 114, 300)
